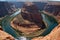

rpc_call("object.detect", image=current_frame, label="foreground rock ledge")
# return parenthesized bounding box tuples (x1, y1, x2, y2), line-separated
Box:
(0, 30, 15, 40)
(32, 24, 60, 40)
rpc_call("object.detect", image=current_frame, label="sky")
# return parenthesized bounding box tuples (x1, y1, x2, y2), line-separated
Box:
(49, 0, 60, 1)
(0, 0, 59, 1)
(0, 0, 60, 2)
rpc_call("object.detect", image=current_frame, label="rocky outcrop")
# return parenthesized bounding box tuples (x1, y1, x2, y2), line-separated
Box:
(21, 2, 46, 29)
(0, 30, 14, 40)
(44, 3, 60, 16)
(32, 24, 60, 40)
(0, 25, 14, 40)
(0, 2, 16, 17)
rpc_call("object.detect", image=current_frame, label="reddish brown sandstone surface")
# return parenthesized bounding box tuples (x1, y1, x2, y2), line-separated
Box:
(32, 24, 60, 40)
(0, 30, 15, 40)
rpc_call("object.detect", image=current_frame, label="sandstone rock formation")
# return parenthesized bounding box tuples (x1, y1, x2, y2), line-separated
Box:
(0, 2, 16, 17)
(0, 30, 15, 40)
(32, 24, 60, 40)
(44, 3, 60, 16)
(21, 2, 46, 29)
